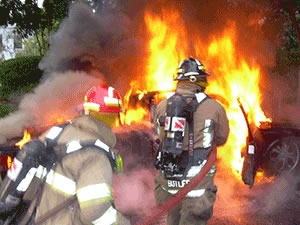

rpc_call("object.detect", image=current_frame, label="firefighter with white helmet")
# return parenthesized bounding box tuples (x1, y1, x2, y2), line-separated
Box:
(154, 57, 229, 225)
(0, 84, 131, 225)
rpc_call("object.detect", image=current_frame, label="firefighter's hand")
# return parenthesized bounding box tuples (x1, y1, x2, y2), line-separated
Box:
(22, 140, 56, 168)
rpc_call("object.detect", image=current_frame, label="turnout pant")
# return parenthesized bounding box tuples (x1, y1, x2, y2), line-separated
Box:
(154, 175, 217, 225)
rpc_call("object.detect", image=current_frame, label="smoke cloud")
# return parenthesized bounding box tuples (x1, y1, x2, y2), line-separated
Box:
(113, 169, 157, 221)
(0, 71, 101, 140)
(39, 1, 145, 95)
(212, 167, 300, 224)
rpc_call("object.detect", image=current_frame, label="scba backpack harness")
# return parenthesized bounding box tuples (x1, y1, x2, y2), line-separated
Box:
(155, 92, 211, 180)
(14, 122, 122, 225)
(45, 122, 122, 173)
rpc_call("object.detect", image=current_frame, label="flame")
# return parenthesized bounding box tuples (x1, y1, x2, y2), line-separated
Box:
(15, 129, 31, 149)
(119, 9, 271, 179)
(202, 26, 271, 176)
(7, 156, 12, 169)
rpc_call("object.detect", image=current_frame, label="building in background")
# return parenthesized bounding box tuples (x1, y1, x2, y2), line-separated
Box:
(0, 25, 24, 61)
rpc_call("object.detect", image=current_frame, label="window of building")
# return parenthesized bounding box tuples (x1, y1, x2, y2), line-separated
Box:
(14, 34, 22, 49)
(0, 34, 3, 50)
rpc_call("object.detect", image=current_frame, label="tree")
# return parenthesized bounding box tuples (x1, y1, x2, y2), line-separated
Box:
(272, 0, 300, 55)
(0, 0, 71, 56)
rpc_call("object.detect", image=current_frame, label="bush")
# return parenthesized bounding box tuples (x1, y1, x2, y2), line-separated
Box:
(0, 56, 43, 98)
(275, 49, 300, 76)
(0, 102, 18, 118)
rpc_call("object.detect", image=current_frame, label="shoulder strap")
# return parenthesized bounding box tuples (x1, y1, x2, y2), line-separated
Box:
(185, 92, 209, 175)
(59, 139, 118, 172)
(45, 122, 118, 171)
(45, 123, 70, 148)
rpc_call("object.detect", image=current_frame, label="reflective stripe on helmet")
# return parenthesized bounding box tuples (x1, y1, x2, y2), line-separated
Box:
(83, 84, 122, 113)
(162, 185, 205, 198)
(83, 102, 101, 112)
(92, 206, 118, 225)
(108, 87, 115, 97)
(184, 71, 199, 76)
(36, 166, 76, 196)
(104, 96, 121, 107)
(77, 183, 112, 207)
(198, 65, 205, 71)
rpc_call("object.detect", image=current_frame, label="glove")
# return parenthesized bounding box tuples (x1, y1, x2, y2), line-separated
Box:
(22, 140, 57, 169)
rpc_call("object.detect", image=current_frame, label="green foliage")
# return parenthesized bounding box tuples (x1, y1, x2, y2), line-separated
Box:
(0, 102, 18, 118)
(281, 10, 300, 52)
(275, 48, 300, 75)
(0, 0, 71, 56)
(0, 56, 43, 98)
(16, 33, 47, 57)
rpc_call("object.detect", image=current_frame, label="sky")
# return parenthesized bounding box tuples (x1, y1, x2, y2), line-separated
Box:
(20, 0, 44, 8)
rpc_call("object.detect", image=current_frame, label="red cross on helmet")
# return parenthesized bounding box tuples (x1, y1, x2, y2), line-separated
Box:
(83, 84, 123, 114)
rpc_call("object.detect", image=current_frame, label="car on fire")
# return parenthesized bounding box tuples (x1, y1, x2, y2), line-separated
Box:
(0, 93, 299, 190)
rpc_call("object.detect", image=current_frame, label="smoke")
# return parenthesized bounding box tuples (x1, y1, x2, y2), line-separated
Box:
(113, 169, 158, 220)
(262, 67, 300, 127)
(39, 1, 145, 95)
(0, 71, 101, 140)
(213, 166, 300, 224)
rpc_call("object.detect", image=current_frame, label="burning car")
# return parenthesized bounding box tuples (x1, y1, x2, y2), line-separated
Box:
(237, 97, 300, 189)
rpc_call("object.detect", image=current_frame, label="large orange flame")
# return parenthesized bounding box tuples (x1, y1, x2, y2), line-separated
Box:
(120, 9, 271, 179)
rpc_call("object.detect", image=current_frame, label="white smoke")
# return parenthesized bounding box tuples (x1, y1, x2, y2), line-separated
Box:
(0, 70, 101, 140)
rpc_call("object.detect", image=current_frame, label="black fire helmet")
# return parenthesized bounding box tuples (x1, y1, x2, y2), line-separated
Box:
(174, 57, 210, 82)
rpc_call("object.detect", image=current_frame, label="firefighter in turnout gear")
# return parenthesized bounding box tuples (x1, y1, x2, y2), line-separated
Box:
(0, 84, 131, 225)
(154, 57, 229, 225)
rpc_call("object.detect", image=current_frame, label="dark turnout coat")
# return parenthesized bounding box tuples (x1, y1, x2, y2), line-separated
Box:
(154, 82, 229, 224)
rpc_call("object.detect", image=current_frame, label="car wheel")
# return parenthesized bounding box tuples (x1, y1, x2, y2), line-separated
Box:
(266, 136, 300, 175)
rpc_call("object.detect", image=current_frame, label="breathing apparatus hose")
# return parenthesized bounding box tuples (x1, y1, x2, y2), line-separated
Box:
(135, 143, 217, 225)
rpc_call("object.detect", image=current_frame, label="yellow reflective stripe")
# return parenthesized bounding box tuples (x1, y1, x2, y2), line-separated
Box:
(198, 65, 205, 70)
(77, 183, 112, 204)
(35, 166, 76, 197)
(104, 96, 120, 107)
(45, 170, 76, 196)
(92, 206, 118, 225)
(83, 102, 100, 112)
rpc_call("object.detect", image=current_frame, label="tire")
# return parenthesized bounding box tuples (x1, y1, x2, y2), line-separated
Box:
(265, 136, 300, 176)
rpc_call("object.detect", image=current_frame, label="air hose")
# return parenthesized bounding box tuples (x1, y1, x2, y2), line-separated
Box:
(136, 144, 217, 225)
